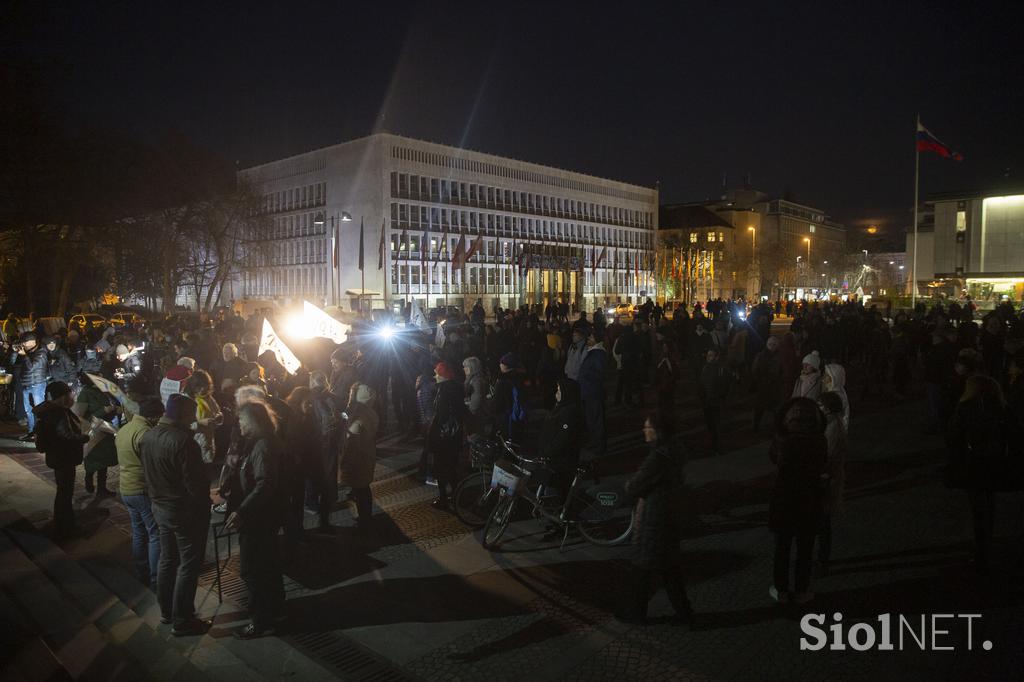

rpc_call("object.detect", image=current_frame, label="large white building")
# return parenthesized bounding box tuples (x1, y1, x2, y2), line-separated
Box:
(237, 133, 659, 313)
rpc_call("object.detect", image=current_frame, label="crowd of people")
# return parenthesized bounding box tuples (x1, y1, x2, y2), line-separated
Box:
(3, 293, 1023, 633)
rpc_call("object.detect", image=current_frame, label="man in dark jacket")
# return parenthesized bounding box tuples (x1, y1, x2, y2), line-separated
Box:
(616, 413, 692, 624)
(139, 394, 211, 637)
(45, 337, 79, 387)
(12, 333, 49, 439)
(698, 348, 731, 455)
(309, 371, 344, 529)
(578, 331, 608, 456)
(34, 381, 89, 537)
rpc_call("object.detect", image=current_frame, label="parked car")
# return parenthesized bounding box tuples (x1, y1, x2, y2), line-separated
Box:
(69, 313, 107, 330)
(607, 302, 634, 320)
(109, 312, 143, 327)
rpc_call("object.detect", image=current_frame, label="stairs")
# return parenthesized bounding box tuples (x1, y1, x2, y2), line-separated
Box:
(0, 510, 334, 681)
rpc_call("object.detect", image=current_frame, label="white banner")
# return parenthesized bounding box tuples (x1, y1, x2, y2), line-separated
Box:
(303, 300, 350, 344)
(258, 319, 302, 375)
(85, 372, 128, 406)
(409, 299, 429, 332)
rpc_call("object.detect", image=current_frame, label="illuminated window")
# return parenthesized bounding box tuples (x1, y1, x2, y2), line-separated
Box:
(690, 232, 697, 243)
(707, 232, 716, 242)
(809, 224, 816, 233)
(956, 210, 966, 231)
(718, 232, 724, 242)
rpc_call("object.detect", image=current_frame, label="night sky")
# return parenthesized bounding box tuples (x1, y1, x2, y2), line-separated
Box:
(9, 1, 1024, 238)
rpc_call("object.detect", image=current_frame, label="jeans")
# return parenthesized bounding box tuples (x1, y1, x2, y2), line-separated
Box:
(238, 528, 284, 630)
(122, 494, 160, 586)
(22, 382, 46, 432)
(154, 512, 209, 626)
(773, 531, 816, 594)
(52, 466, 77, 533)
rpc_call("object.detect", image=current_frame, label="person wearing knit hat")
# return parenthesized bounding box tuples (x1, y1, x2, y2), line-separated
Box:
(499, 352, 522, 371)
(434, 362, 457, 382)
(164, 393, 198, 424)
(792, 351, 822, 400)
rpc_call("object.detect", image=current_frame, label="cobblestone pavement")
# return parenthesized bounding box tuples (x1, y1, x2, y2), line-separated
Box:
(3, 364, 1024, 681)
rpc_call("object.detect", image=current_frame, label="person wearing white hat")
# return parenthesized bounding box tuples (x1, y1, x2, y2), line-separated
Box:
(792, 351, 822, 400)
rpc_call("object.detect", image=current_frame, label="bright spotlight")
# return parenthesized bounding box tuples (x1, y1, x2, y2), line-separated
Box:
(378, 325, 394, 340)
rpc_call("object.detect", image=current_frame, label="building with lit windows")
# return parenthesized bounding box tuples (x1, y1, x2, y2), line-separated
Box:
(672, 188, 846, 300)
(237, 133, 658, 313)
(656, 205, 736, 304)
(907, 189, 1024, 306)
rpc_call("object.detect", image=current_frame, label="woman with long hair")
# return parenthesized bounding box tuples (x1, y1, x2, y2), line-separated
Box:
(185, 370, 222, 464)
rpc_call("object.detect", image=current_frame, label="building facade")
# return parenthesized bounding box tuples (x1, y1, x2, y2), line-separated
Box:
(237, 133, 658, 313)
(908, 189, 1024, 305)
(673, 188, 847, 300)
(656, 205, 736, 304)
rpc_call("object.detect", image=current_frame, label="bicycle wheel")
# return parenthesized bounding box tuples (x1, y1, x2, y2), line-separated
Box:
(575, 491, 636, 546)
(454, 471, 498, 529)
(481, 492, 516, 549)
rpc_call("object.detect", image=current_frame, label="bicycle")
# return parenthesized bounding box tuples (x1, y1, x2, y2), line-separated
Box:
(480, 441, 635, 551)
(453, 436, 508, 529)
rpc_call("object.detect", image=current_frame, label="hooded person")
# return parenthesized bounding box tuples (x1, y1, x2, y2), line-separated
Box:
(822, 364, 850, 430)
(792, 351, 822, 400)
(539, 377, 584, 494)
(34, 381, 90, 537)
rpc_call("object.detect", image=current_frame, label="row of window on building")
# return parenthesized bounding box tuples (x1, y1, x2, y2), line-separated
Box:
(246, 266, 327, 298)
(390, 145, 653, 204)
(262, 183, 327, 215)
(389, 203, 652, 250)
(389, 263, 648, 290)
(389, 172, 653, 229)
(246, 238, 326, 268)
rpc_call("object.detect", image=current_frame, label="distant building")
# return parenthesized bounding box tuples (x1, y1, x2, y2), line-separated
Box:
(670, 188, 846, 300)
(237, 133, 658, 313)
(657, 204, 735, 303)
(907, 189, 1024, 306)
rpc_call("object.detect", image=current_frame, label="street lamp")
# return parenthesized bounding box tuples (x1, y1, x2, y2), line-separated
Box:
(803, 237, 811, 263)
(748, 226, 756, 252)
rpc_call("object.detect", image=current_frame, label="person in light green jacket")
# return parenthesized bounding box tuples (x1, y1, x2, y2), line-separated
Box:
(115, 397, 164, 587)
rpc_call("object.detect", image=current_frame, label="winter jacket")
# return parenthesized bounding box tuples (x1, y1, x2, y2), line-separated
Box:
(237, 434, 284, 530)
(139, 417, 211, 525)
(428, 379, 466, 475)
(578, 344, 607, 402)
(119, 351, 143, 385)
(463, 357, 488, 417)
(822, 413, 847, 514)
(12, 347, 48, 386)
(75, 384, 118, 471)
(751, 349, 783, 410)
(47, 347, 79, 385)
(563, 340, 587, 381)
(822, 364, 850, 430)
(698, 361, 730, 408)
(768, 426, 827, 534)
(115, 414, 155, 496)
(538, 392, 584, 480)
(792, 371, 822, 401)
(945, 396, 1014, 491)
(340, 392, 379, 488)
(34, 400, 88, 470)
(626, 437, 687, 569)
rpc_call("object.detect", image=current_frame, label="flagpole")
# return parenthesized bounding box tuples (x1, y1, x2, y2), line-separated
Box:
(912, 112, 920, 309)
(360, 216, 366, 316)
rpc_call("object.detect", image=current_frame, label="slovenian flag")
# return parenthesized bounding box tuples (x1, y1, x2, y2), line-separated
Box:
(917, 122, 963, 161)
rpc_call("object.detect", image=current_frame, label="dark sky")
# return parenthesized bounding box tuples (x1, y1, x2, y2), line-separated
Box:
(9, 1, 1024, 237)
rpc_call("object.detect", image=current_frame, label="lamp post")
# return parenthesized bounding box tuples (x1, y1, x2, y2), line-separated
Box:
(321, 211, 352, 307)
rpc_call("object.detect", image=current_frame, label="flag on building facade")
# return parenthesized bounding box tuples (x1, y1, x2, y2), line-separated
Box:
(377, 220, 387, 270)
(452, 231, 467, 269)
(917, 122, 964, 161)
(593, 245, 607, 274)
(466, 233, 484, 262)
(438, 228, 448, 261)
(421, 229, 429, 265)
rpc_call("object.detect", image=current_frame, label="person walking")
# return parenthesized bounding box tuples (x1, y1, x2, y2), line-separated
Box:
(578, 330, 608, 456)
(115, 397, 165, 587)
(750, 337, 783, 433)
(698, 348, 730, 456)
(340, 383, 380, 531)
(817, 391, 847, 575)
(768, 397, 828, 605)
(616, 413, 693, 624)
(225, 401, 285, 639)
(139, 394, 212, 637)
(426, 364, 465, 512)
(33, 381, 89, 538)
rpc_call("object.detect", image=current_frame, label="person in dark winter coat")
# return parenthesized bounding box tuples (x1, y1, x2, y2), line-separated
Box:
(698, 348, 731, 455)
(578, 331, 608, 456)
(139, 394, 211, 637)
(11, 333, 49, 437)
(616, 413, 692, 624)
(538, 377, 584, 494)
(945, 374, 1010, 572)
(34, 381, 89, 537)
(225, 401, 285, 639)
(427, 362, 466, 511)
(768, 397, 828, 605)
(750, 337, 783, 432)
(493, 353, 527, 446)
(308, 371, 344, 529)
(45, 337, 79, 387)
